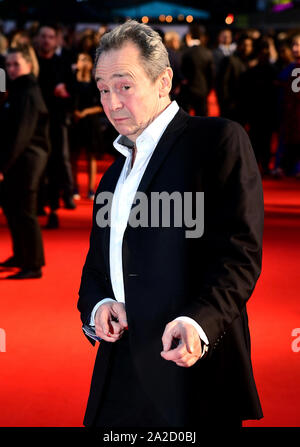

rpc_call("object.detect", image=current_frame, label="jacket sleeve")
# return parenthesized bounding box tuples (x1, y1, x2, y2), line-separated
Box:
(77, 188, 114, 344)
(182, 120, 264, 348)
(1, 89, 39, 174)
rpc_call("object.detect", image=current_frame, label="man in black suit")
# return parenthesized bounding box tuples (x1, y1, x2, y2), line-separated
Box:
(216, 35, 255, 123)
(78, 20, 264, 428)
(36, 24, 75, 228)
(179, 24, 214, 116)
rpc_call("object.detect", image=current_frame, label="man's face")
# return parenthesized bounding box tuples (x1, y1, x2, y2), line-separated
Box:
(219, 30, 232, 46)
(37, 27, 57, 54)
(95, 41, 167, 142)
(6, 52, 31, 80)
(292, 37, 300, 60)
(279, 46, 293, 63)
(172, 36, 180, 50)
(241, 38, 253, 56)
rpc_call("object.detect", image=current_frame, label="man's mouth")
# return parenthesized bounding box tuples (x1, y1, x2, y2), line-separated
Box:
(114, 118, 129, 122)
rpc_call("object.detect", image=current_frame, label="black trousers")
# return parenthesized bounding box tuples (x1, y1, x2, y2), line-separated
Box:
(93, 333, 242, 429)
(281, 143, 300, 175)
(179, 91, 208, 117)
(249, 122, 274, 173)
(46, 118, 74, 211)
(1, 150, 48, 269)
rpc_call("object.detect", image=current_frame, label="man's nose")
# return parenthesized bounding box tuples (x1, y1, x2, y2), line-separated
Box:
(109, 92, 122, 111)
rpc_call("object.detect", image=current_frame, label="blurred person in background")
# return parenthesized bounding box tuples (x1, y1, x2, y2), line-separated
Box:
(0, 46, 50, 279)
(216, 34, 255, 122)
(265, 35, 278, 64)
(0, 32, 8, 69)
(276, 39, 294, 71)
(272, 39, 295, 176)
(179, 24, 214, 116)
(276, 33, 300, 177)
(247, 28, 261, 42)
(213, 28, 237, 76)
(69, 52, 106, 200)
(239, 37, 278, 175)
(163, 31, 183, 100)
(11, 30, 31, 46)
(164, 31, 181, 51)
(10, 30, 39, 78)
(96, 24, 109, 44)
(77, 29, 97, 60)
(55, 24, 77, 67)
(36, 24, 75, 229)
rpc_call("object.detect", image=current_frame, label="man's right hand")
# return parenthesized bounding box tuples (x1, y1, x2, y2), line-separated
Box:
(95, 301, 128, 342)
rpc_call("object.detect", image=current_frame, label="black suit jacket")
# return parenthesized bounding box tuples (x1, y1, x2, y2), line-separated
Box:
(181, 45, 214, 97)
(78, 108, 264, 426)
(0, 74, 50, 175)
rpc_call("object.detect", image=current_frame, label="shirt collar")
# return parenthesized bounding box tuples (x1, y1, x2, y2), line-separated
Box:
(113, 101, 179, 158)
(187, 39, 201, 47)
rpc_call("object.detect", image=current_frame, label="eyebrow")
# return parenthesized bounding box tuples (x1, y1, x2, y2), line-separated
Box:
(95, 73, 131, 83)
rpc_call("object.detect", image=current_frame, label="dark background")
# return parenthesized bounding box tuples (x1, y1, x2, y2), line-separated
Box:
(0, 0, 294, 25)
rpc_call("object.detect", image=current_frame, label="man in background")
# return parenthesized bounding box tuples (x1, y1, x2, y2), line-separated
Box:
(36, 24, 75, 228)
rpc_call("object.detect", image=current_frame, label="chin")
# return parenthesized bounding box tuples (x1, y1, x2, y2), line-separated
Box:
(116, 125, 138, 137)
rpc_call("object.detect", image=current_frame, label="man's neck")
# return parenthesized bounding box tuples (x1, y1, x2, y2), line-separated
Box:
(130, 99, 172, 168)
(187, 39, 201, 47)
(129, 99, 172, 144)
(38, 49, 55, 59)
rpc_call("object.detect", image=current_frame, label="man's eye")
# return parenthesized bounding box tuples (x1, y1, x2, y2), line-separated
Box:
(122, 85, 130, 91)
(100, 89, 109, 94)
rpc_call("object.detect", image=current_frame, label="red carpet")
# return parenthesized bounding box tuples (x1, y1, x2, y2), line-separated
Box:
(0, 164, 299, 427)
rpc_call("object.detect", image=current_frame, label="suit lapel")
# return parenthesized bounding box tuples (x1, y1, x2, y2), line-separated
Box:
(101, 155, 126, 274)
(102, 154, 126, 194)
(136, 108, 189, 195)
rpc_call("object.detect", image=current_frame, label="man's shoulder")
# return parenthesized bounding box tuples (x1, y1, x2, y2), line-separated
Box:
(185, 114, 244, 137)
(182, 114, 250, 159)
(185, 45, 212, 59)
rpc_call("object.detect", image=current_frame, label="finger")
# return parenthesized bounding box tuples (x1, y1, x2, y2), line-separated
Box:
(98, 333, 120, 343)
(161, 344, 188, 362)
(113, 303, 128, 329)
(181, 326, 196, 354)
(110, 320, 124, 335)
(95, 308, 111, 336)
(161, 323, 176, 352)
(95, 324, 123, 342)
(96, 305, 121, 336)
(95, 320, 122, 337)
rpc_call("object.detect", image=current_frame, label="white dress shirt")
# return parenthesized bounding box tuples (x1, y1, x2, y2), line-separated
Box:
(89, 101, 209, 350)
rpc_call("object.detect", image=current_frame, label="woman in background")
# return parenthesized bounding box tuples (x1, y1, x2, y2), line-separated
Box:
(0, 45, 50, 278)
(69, 52, 105, 200)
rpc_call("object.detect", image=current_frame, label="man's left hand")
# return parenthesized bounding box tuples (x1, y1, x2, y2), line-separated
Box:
(160, 320, 202, 367)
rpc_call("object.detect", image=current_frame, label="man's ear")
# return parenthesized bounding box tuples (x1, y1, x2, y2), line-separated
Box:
(158, 67, 173, 98)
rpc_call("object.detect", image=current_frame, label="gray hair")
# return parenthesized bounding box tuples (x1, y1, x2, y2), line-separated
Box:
(94, 20, 170, 82)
